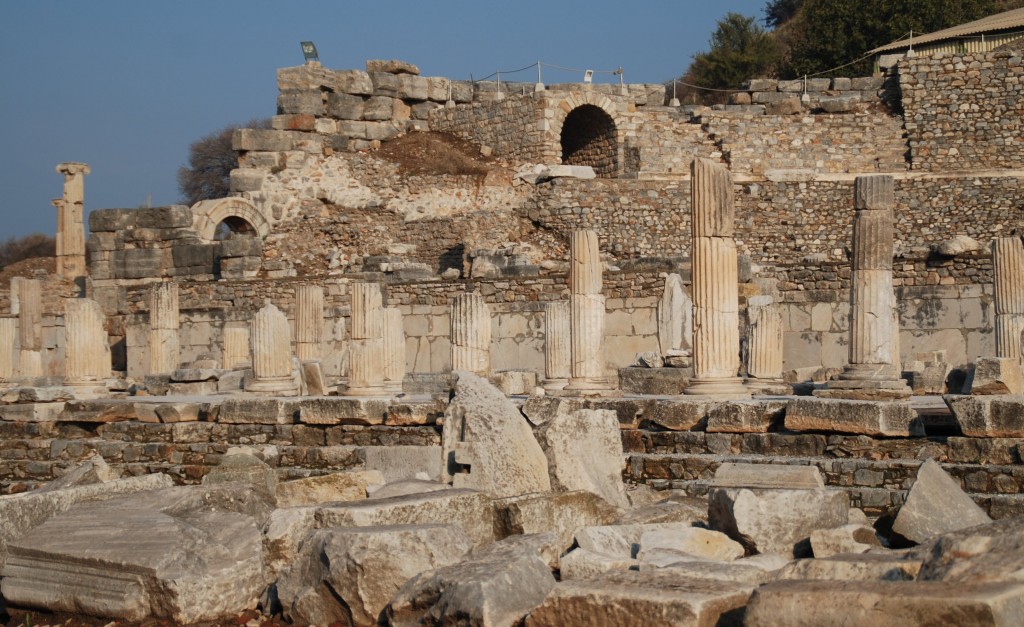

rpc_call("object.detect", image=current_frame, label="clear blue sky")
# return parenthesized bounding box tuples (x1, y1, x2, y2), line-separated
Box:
(0, 0, 767, 240)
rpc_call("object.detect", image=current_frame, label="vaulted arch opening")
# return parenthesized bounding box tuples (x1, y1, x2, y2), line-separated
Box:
(560, 104, 618, 177)
(214, 216, 258, 241)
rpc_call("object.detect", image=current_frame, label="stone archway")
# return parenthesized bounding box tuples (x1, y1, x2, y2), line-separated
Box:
(190, 198, 270, 242)
(550, 93, 622, 178)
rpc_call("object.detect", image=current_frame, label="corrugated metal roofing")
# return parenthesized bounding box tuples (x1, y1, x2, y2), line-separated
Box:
(871, 7, 1024, 53)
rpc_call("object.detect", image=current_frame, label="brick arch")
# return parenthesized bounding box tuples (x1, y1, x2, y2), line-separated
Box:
(190, 198, 270, 242)
(550, 93, 622, 177)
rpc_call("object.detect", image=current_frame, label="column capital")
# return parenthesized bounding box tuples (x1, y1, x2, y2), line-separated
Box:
(57, 162, 91, 176)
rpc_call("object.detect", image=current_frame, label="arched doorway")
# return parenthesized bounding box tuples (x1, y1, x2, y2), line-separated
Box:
(190, 197, 271, 242)
(560, 104, 618, 177)
(214, 216, 258, 240)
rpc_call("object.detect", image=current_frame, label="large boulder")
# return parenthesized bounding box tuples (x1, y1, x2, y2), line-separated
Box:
(386, 534, 557, 627)
(276, 524, 472, 626)
(442, 372, 551, 497)
(892, 459, 991, 545)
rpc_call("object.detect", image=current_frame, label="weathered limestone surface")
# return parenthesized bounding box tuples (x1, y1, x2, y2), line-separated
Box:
(916, 515, 1024, 583)
(64, 298, 110, 385)
(0, 317, 17, 380)
(965, 357, 1024, 395)
(441, 372, 550, 496)
(706, 399, 787, 433)
(892, 459, 991, 544)
(526, 570, 753, 627)
(148, 282, 180, 375)
(1, 492, 265, 624)
(821, 175, 911, 400)
(277, 524, 472, 626)
(543, 300, 571, 390)
(575, 522, 697, 558)
(347, 282, 388, 396)
(55, 162, 89, 282)
(382, 306, 405, 390)
(494, 491, 620, 551)
(559, 547, 637, 579)
(533, 407, 628, 508)
(746, 296, 790, 393)
(201, 451, 279, 503)
(18, 278, 42, 377)
(387, 534, 557, 627)
(637, 527, 745, 564)
(315, 489, 495, 548)
(657, 273, 692, 355)
(222, 322, 250, 369)
(450, 292, 491, 375)
(709, 464, 848, 555)
(945, 394, 1024, 437)
(246, 303, 298, 395)
(809, 524, 881, 558)
(775, 553, 921, 582)
(784, 398, 923, 437)
(992, 236, 1024, 361)
(686, 159, 747, 398)
(744, 580, 1024, 627)
(294, 284, 324, 363)
(566, 230, 610, 393)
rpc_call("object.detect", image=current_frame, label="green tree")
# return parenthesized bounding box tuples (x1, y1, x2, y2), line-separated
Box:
(765, 0, 802, 28)
(674, 13, 781, 104)
(177, 118, 271, 206)
(779, 0, 1024, 78)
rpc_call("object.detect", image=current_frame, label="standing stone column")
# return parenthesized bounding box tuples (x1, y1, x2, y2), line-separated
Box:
(450, 292, 491, 375)
(993, 237, 1024, 362)
(222, 322, 250, 370)
(746, 296, 790, 394)
(821, 175, 910, 399)
(18, 279, 43, 378)
(55, 162, 90, 286)
(544, 301, 571, 390)
(566, 229, 611, 393)
(148, 282, 180, 375)
(685, 159, 748, 397)
(246, 303, 299, 395)
(295, 284, 324, 363)
(0, 318, 16, 381)
(346, 282, 389, 396)
(382, 307, 405, 393)
(64, 298, 110, 387)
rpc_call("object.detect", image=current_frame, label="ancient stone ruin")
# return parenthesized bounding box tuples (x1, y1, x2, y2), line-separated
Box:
(3, 50, 1024, 624)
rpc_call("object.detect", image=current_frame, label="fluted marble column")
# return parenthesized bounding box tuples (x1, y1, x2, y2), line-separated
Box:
(18, 279, 42, 378)
(0, 318, 16, 381)
(222, 322, 250, 370)
(745, 296, 790, 394)
(246, 303, 299, 395)
(566, 229, 611, 393)
(148, 282, 179, 375)
(383, 307, 405, 392)
(993, 237, 1024, 362)
(544, 301, 571, 390)
(55, 162, 89, 286)
(685, 159, 748, 397)
(295, 284, 324, 363)
(451, 292, 491, 375)
(64, 298, 110, 386)
(346, 282, 389, 396)
(822, 175, 910, 399)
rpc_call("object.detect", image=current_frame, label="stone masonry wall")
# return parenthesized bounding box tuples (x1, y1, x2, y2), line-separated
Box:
(900, 50, 1024, 171)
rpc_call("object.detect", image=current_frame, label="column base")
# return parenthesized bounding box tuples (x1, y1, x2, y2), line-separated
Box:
(245, 376, 300, 396)
(344, 381, 396, 397)
(543, 378, 569, 392)
(563, 377, 619, 397)
(745, 378, 793, 396)
(684, 377, 751, 399)
(818, 364, 912, 400)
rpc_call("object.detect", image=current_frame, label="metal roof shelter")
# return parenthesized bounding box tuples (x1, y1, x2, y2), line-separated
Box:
(871, 7, 1024, 67)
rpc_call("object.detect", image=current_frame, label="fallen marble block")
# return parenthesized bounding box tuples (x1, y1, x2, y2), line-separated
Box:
(810, 523, 881, 558)
(706, 399, 788, 433)
(525, 570, 753, 627)
(2, 500, 264, 623)
(916, 515, 1024, 583)
(965, 357, 1024, 395)
(784, 397, 923, 437)
(495, 491, 620, 551)
(944, 394, 1024, 437)
(534, 406, 628, 508)
(892, 459, 991, 544)
(637, 527, 745, 564)
(744, 580, 1024, 626)
(387, 534, 557, 627)
(775, 553, 922, 582)
(276, 524, 472, 626)
(275, 469, 385, 507)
